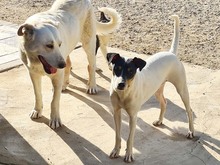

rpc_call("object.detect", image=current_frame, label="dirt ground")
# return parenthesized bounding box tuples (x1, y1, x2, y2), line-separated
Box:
(0, 0, 220, 69)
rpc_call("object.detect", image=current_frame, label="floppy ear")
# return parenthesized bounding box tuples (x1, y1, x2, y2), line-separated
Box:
(17, 24, 35, 41)
(107, 53, 121, 64)
(132, 57, 146, 71)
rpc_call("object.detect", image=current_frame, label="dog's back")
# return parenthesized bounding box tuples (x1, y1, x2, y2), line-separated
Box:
(134, 15, 181, 101)
(50, 0, 90, 13)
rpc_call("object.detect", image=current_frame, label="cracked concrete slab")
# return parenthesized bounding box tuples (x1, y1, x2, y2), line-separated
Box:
(0, 47, 219, 165)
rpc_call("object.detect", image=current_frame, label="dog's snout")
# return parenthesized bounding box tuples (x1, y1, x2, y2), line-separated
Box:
(117, 82, 125, 90)
(58, 61, 66, 68)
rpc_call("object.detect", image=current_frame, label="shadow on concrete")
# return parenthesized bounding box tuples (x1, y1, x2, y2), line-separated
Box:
(0, 115, 47, 165)
(34, 116, 116, 164)
(65, 71, 219, 164)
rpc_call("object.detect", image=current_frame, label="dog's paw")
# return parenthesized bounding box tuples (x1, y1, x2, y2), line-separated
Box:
(86, 86, 98, 94)
(29, 110, 42, 119)
(49, 118, 62, 129)
(186, 131, 194, 139)
(124, 150, 134, 163)
(153, 120, 163, 126)
(109, 148, 121, 159)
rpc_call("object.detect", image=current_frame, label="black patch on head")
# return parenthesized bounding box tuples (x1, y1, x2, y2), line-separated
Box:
(107, 53, 146, 80)
(132, 57, 146, 71)
(107, 53, 146, 90)
(107, 53, 121, 64)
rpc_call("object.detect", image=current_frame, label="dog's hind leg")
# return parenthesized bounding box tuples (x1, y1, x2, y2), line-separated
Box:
(62, 56, 71, 91)
(29, 73, 43, 119)
(176, 82, 194, 138)
(83, 41, 97, 94)
(97, 35, 112, 70)
(99, 35, 109, 59)
(81, 10, 97, 94)
(153, 82, 167, 126)
(173, 70, 194, 138)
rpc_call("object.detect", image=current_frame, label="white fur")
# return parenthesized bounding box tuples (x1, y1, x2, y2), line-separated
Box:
(17, 0, 121, 129)
(109, 15, 194, 162)
(97, 7, 122, 35)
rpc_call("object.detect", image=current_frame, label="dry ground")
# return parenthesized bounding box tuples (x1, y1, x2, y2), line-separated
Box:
(0, 0, 220, 70)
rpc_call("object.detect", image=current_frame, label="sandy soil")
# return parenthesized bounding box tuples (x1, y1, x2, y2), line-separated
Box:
(0, 0, 219, 69)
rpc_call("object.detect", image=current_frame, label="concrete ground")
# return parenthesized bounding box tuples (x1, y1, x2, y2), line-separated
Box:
(0, 22, 220, 165)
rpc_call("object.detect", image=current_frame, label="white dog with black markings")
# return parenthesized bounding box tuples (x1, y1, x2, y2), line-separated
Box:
(107, 15, 194, 162)
(17, 0, 121, 129)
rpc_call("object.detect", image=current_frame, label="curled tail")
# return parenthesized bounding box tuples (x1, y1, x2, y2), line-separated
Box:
(96, 7, 122, 35)
(169, 15, 180, 55)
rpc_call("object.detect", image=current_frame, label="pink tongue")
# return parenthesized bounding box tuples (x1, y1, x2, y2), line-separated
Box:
(38, 55, 57, 74)
(50, 67, 57, 74)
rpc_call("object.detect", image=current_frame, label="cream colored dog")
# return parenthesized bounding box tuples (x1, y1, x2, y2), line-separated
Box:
(107, 15, 194, 162)
(17, 0, 121, 129)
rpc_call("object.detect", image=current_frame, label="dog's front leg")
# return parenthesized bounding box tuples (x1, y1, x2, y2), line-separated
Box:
(110, 107, 122, 159)
(49, 71, 63, 129)
(124, 113, 137, 163)
(29, 72, 43, 119)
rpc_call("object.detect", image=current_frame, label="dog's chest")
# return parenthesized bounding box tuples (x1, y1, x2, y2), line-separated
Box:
(29, 63, 46, 75)
(116, 91, 139, 110)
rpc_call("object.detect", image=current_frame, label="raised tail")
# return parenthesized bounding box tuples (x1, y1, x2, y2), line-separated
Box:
(169, 15, 180, 55)
(96, 7, 122, 35)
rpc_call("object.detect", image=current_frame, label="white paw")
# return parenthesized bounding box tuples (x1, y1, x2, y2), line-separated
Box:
(109, 148, 120, 159)
(29, 110, 42, 119)
(49, 118, 62, 129)
(153, 120, 163, 126)
(86, 86, 98, 94)
(124, 150, 134, 163)
(186, 131, 194, 139)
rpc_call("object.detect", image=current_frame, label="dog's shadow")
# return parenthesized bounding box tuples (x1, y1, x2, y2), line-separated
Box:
(141, 96, 197, 123)
(71, 70, 195, 124)
(34, 116, 109, 164)
(61, 71, 211, 162)
(32, 71, 219, 163)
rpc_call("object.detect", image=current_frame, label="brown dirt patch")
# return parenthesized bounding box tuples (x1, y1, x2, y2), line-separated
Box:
(1, 0, 219, 69)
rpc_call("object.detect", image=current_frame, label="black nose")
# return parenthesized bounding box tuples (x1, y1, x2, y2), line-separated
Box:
(117, 82, 125, 90)
(58, 62, 66, 68)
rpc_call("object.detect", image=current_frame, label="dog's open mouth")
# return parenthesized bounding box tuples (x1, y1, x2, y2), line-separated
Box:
(38, 55, 57, 74)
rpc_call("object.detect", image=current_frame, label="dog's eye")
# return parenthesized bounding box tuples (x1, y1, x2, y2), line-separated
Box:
(46, 44, 54, 49)
(127, 68, 133, 73)
(59, 43, 62, 47)
(115, 66, 122, 71)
